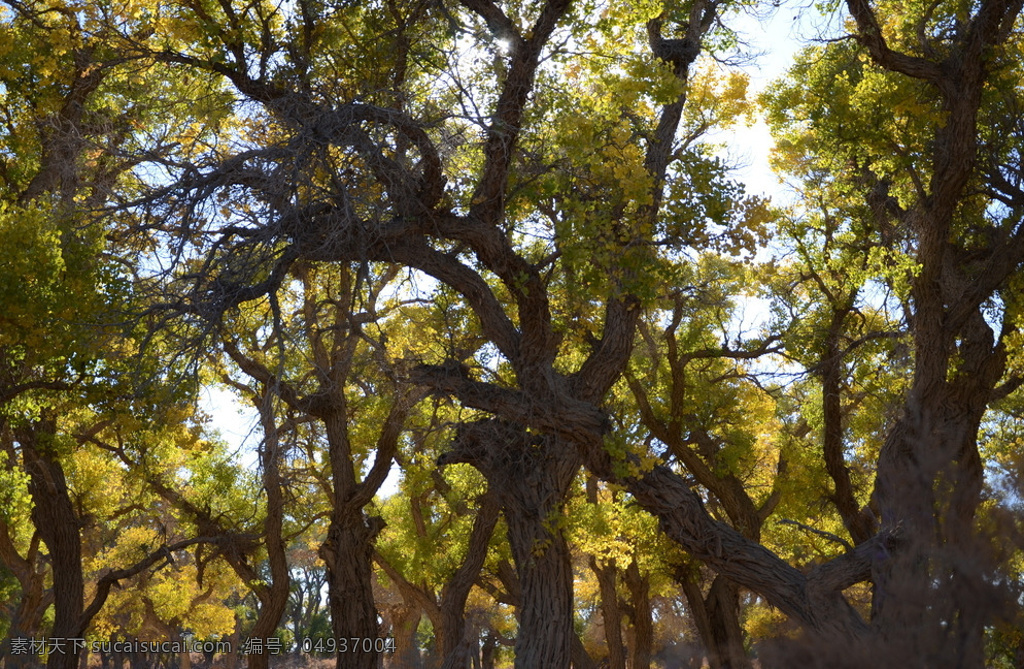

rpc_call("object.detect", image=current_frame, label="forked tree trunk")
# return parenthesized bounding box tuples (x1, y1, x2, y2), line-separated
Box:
(858, 299, 1007, 668)
(438, 493, 500, 669)
(704, 578, 748, 669)
(0, 526, 50, 669)
(440, 420, 579, 669)
(678, 570, 750, 669)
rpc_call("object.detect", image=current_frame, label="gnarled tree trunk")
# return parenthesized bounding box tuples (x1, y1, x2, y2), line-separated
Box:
(245, 388, 292, 669)
(440, 420, 579, 669)
(19, 416, 84, 669)
(320, 511, 384, 669)
(623, 561, 652, 669)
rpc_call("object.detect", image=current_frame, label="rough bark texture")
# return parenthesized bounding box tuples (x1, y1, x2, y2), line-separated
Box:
(591, 558, 626, 669)
(320, 391, 384, 669)
(704, 578, 748, 669)
(623, 561, 652, 669)
(375, 489, 500, 669)
(221, 265, 420, 669)
(145, 0, 1024, 658)
(838, 0, 1024, 662)
(0, 519, 50, 668)
(19, 417, 85, 669)
(440, 420, 579, 669)
(246, 388, 292, 669)
(385, 604, 423, 669)
(438, 493, 501, 669)
(320, 512, 384, 669)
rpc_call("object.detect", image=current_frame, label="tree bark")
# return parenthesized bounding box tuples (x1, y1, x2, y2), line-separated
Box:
(320, 511, 384, 669)
(569, 634, 598, 669)
(590, 558, 626, 669)
(18, 416, 85, 669)
(623, 561, 652, 669)
(678, 570, 750, 669)
(505, 499, 575, 669)
(704, 577, 749, 669)
(839, 0, 1024, 660)
(387, 604, 423, 669)
(440, 420, 579, 669)
(0, 521, 51, 669)
(246, 388, 292, 669)
(439, 493, 500, 669)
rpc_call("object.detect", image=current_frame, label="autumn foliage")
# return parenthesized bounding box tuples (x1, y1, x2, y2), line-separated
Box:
(1, 0, 1024, 668)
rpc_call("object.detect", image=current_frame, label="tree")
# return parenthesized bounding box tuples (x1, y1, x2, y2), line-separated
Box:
(213, 260, 424, 669)
(760, 0, 1024, 659)
(2, 0, 1020, 664)
(0, 2, 244, 666)
(125, 0, 721, 663)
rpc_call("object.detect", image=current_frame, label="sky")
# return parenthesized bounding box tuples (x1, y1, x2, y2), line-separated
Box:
(718, 0, 836, 198)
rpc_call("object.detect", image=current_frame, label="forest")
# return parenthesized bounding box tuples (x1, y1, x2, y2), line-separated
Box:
(0, 0, 1023, 667)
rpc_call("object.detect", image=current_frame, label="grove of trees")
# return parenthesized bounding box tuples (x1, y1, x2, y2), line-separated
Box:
(1, 0, 1023, 667)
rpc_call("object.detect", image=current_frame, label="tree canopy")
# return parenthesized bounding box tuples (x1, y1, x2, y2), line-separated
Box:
(1, 0, 1023, 667)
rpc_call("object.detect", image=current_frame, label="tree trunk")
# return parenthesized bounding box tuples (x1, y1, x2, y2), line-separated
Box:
(439, 493, 500, 669)
(225, 621, 241, 669)
(704, 577, 748, 669)
(570, 634, 598, 669)
(0, 534, 49, 669)
(679, 569, 749, 669)
(863, 301, 1005, 667)
(19, 417, 84, 669)
(439, 421, 578, 669)
(320, 511, 384, 669)
(0, 457, 51, 669)
(591, 558, 626, 669)
(479, 633, 496, 669)
(387, 605, 422, 669)
(870, 399, 989, 665)
(623, 561, 652, 669)
(247, 389, 292, 669)
(505, 505, 575, 669)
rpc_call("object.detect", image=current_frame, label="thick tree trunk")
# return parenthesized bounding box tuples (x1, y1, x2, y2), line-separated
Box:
(318, 394, 385, 669)
(505, 504, 575, 669)
(320, 511, 384, 669)
(705, 577, 749, 669)
(865, 303, 1004, 667)
(679, 571, 749, 669)
(19, 417, 84, 669)
(387, 605, 422, 669)
(870, 400, 989, 665)
(440, 420, 578, 669)
(591, 558, 626, 669)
